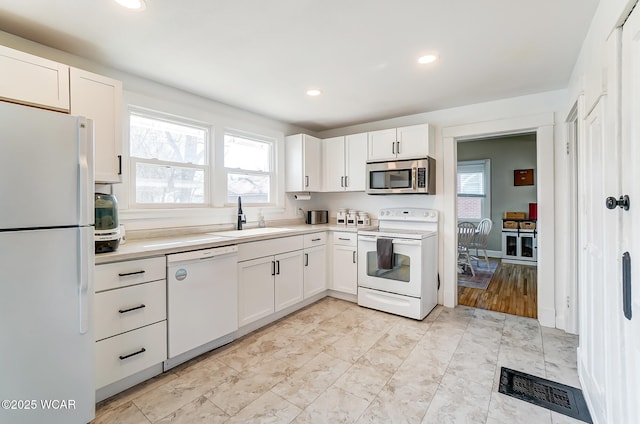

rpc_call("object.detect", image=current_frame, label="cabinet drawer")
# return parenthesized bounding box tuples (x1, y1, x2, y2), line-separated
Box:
(95, 280, 166, 341)
(237, 235, 303, 262)
(303, 232, 327, 247)
(332, 231, 357, 246)
(95, 321, 167, 389)
(95, 256, 166, 292)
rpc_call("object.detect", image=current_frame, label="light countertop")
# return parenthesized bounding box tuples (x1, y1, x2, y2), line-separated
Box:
(95, 224, 370, 265)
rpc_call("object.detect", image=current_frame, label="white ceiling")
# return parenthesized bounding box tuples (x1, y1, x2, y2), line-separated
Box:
(0, 0, 599, 131)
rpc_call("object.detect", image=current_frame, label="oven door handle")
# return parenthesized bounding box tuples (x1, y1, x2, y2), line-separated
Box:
(358, 235, 378, 242)
(358, 235, 421, 246)
(392, 239, 422, 246)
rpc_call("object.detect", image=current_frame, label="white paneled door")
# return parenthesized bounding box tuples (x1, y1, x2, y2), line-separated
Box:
(580, 11, 640, 423)
(579, 96, 610, 424)
(620, 6, 640, 422)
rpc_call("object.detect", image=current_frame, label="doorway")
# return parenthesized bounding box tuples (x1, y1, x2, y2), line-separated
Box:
(441, 113, 556, 328)
(455, 134, 538, 318)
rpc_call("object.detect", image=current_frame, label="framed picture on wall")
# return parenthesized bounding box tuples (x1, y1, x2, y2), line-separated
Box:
(514, 169, 534, 186)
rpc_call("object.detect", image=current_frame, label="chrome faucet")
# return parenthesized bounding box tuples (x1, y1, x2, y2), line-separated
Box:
(237, 196, 246, 230)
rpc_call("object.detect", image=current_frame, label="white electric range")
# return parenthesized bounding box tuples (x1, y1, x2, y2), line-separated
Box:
(357, 208, 438, 320)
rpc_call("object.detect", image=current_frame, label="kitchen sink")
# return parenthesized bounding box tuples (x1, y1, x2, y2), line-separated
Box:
(207, 227, 295, 238)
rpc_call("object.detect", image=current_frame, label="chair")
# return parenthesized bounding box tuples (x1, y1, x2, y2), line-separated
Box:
(458, 222, 477, 276)
(470, 218, 493, 267)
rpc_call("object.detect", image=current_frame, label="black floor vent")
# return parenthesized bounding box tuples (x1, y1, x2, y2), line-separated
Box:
(498, 367, 592, 423)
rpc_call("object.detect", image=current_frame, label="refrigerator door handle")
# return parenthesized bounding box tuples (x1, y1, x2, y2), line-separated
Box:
(78, 229, 93, 334)
(78, 119, 95, 226)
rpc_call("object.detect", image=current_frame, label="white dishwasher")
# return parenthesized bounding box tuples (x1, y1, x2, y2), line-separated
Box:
(167, 244, 238, 358)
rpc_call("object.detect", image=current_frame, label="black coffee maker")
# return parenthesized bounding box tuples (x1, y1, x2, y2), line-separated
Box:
(95, 193, 121, 253)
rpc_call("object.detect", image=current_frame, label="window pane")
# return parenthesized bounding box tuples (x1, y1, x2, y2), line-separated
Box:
(130, 114, 206, 165)
(135, 162, 205, 204)
(457, 172, 484, 195)
(458, 197, 482, 220)
(224, 135, 270, 171)
(227, 173, 269, 203)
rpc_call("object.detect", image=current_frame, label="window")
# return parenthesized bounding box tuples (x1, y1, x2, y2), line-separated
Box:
(224, 132, 274, 204)
(129, 111, 209, 206)
(457, 159, 491, 221)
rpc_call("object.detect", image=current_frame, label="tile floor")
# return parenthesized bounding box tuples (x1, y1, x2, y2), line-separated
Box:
(93, 298, 583, 424)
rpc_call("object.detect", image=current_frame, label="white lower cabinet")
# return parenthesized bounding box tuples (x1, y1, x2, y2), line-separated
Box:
(95, 321, 167, 389)
(238, 256, 277, 327)
(237, 236, 305, 327)
(94, 279, 166, 341)
(274, 250, 304, 311)
(94, 257, 167, 390)
(331, 232, 358, 295)
(304, 245, 327, 298)
(303, 233, 327, 298)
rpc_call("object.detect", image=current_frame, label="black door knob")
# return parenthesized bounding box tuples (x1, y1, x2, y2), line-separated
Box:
(606, 195, 630, 211)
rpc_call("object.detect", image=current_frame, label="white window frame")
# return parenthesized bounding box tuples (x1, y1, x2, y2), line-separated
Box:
(222, 129, 276, 207)
(457, 159, 491, 222)
(128, 108, 211, 209)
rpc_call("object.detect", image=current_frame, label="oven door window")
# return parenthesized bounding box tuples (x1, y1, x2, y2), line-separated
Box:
(365, 251, 410, 282)
(370, 169, 412, 189)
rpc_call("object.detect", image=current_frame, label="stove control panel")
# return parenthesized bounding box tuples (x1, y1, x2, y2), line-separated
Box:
(378, 208, 438, 222)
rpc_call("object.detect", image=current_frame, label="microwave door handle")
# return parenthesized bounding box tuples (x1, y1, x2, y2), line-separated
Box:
(413, 167, 417, 191)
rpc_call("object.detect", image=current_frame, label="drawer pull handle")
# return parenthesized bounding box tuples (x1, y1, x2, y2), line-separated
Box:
(311, 238, 322, 242)
(118, 304, 146, 314)
(119, 347, 146, 360)
(118, 270, 146, 277)
(338, 237, 350, 241)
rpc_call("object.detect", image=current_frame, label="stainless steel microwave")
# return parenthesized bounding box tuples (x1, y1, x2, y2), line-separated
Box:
(366, 157, 435, 194)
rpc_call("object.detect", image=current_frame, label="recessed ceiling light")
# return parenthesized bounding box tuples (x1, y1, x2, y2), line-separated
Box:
(418, 54, 438, 64)
(306, 89, 322, 97)
(115, 0, 146, 11)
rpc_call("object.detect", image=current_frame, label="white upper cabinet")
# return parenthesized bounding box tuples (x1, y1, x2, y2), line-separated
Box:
(323, 133, 367, 192)
(0, 45, 70, 112)
(285, 134, 322, 192)
(345, 133, 368, 191)
(367, 124, 433, 161)
(70, 68, 123, 183)
(323, 136, 347, 191)
(367, 128, 397, 162)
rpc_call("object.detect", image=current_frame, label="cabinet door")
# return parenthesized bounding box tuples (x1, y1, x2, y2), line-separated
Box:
(238, 257, 275, 327)
(323, 136, 346, 191)
(367, 128, 397, 162)
(304, 245, 327, 298)
(345, 132, 367, 191)
(274, 250, 304, 312)
(396, 124, 431, 159)
(304, 135, 322, 191)
(0, 45, 70, 111)
(70, 68, 123, 183)
(332, 245, 358, 295)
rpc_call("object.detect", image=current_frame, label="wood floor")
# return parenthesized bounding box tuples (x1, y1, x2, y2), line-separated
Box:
(458, 259, 538, 318)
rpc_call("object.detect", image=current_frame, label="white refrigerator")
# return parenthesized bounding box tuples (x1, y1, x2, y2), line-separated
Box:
(0, 102, 95, 423)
